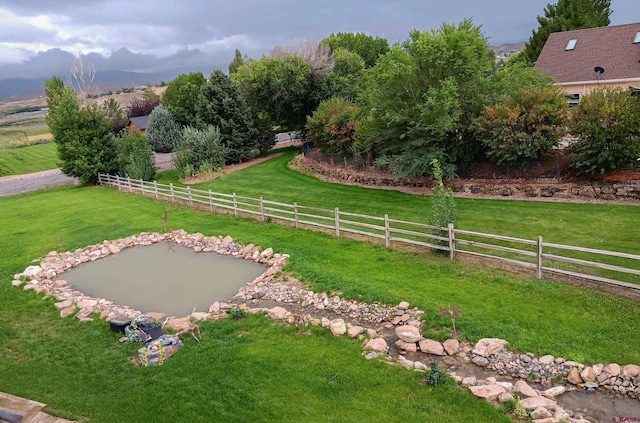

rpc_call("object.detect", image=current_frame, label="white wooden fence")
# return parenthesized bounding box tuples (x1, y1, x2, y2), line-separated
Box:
(98, 173, 640, 291)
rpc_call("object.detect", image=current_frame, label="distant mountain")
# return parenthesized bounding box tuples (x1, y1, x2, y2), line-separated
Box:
(491, 41, 526, 59)
(0, 70, 179, 102)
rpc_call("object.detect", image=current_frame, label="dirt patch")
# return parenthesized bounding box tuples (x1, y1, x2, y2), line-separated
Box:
(181, 153, 283, 184)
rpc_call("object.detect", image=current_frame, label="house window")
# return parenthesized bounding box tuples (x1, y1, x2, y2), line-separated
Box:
(565, 39, 577, 50)
(566, 93, 580, 107)
(634, 32, 640, 44)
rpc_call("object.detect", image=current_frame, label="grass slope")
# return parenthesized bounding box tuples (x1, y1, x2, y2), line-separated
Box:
(0, 142, 58, 176)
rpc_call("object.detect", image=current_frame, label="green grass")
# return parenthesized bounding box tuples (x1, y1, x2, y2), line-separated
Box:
(2, 158, 640, 421)
(0, 142, 58, 176)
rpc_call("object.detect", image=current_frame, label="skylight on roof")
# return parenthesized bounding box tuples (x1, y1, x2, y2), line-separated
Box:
(634, 32, 640, 44)
(565, 39, 577, 50)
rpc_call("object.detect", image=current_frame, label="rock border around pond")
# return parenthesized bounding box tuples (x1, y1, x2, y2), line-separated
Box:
(10, 230, 640, 421)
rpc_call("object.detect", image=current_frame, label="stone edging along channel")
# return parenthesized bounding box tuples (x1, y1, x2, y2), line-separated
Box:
(10, 231, 640, 419)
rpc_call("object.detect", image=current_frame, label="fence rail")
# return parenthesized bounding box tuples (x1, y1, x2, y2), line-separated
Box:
(98, 173, 640, 291)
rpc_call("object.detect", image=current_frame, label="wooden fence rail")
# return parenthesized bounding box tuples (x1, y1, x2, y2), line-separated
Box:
(98, 174, 640, 291)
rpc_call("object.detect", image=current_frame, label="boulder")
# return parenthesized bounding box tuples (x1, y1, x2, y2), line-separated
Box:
(397, 356, 414, 370)
(538, 355, 554, 365)
(164, 317, 191, 331)
(567, 367, 583, 385)
(498, 392, 514, 404)
(603, 363, 621, 377)
(531, 407, 553, 420)
(514, 380, 538, 398)
(23, 265, 42, 278)
(395, 325, 422, 343)
(472, 356, 489, 367)
(418, 339, 445, 356)
(190, 312, 209, 321)
(623, 364, 640, 378)
(396, 340, 417, 353)
(472, 338, 508, 357)
(520, 396, 557, 410)
(461, 376, 476, 386)
(468, 384, 505, 401)
(542, 386, 566, 399)
(397, 301, 410, 310)
(107, 244, 121, 254)
(580, 367, 596, 383)
(329, 319, 347, 336)
(267, 306, 288, 320)
(364, 338, 388, 353)
(347, 325, 364, 338)
(60, 306, 76, 318)
(443, 339, 460, 355)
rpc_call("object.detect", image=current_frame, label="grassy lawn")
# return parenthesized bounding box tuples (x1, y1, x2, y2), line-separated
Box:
(0, 142, 58, 176)
(1, 154, 639, 421)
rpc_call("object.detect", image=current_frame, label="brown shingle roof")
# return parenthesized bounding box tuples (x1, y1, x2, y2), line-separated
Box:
(534, 22, 640, 84)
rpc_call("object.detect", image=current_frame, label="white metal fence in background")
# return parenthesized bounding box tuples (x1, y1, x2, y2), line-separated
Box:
(98, 173, 640, 291)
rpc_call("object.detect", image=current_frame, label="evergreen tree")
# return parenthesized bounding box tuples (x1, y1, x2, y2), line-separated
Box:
(146, 105, 181, 153)
(521, 0, 611, 65)
(196, 69, 258, 164)
(228, 49, 247, 75)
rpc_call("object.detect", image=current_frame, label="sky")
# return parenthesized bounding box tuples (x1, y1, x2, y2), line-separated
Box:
(0, 0, 639, 80)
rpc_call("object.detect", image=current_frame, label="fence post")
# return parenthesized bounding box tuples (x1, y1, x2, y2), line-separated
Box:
(384, 214, 390, 248)
(117, 175, 122, 192)
(187, 186, 192, 206)
(139, 178, 144, 194)
(294, 202, 299, 229)
(233, 193, 238, 216)
(335, 207, 340, 237)
(208, 190, 213, 212)
(260, 197, 265, 222)
(537, 236, 543, 279)
(448, 223, 455, 261)
(127, 176, 132, 193)
(154, 181, 158, 199)
(170, 184, 175, 203)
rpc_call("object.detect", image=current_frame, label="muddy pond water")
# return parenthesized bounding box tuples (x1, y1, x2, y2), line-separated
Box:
(63, 242, 265, 316)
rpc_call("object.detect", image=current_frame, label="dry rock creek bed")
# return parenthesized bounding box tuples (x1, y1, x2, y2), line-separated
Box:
(11, 230, 640, 423)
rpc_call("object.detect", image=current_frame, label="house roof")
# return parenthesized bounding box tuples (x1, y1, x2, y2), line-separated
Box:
(534, 22, 640, 85)
(128, 115, 150, 130)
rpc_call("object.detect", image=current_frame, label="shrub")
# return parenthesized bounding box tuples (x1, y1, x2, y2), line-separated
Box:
(306, 97, 359, 155)
(429, 159, 457, 248)
(568, 87, 640, 175)
(174, 125, 227, 179)
(115, 132, 156, 181)
(476, 84, 567, 165)
(147, 105, 181, 153)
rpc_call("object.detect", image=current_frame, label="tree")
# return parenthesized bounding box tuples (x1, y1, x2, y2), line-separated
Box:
(161, 72, 206, 127)
(520, 0, 611, 65)
(322, 32, 390, 68)
(174, 125, 227, 179)
(146, 105, 181, 153)
(313, 48, 367, 103)
(45, 78, 118, 184)
(232, 56, 313, 130)
(358, 20, 496, 178)
(476, 66, 568, 165)
(270, 41, 335, 81)
(306, 97, 359, 156)
(197, 69, 258, 164)
(568, 87, 640, 175)
(127, 94, 160, 118)
(67, 54, 96, 99)
(115, 131, 156, 180)
(253, 114, 277, 156)
(102, 98, 128, 134)
(228, 49, 247, 75)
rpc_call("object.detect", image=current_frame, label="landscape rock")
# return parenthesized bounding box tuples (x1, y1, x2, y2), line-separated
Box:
(443, 339, 459, 355)
(580, 367, 596, 382)
(623, 364, 640, 377)
(542, 386, 565, 399)
(538, 355, 554, 365)
(60, 306, 75, 318)
(347, 325, 363, 338)
(468, 384, 505, 401)
(397, 301, 410, 310)
(603, 363, 621, 377)
(329, 319, 347, 336)
(418, 339, 445, 356)
(395, 325, 422, 343)
(461, 377, 476, 386)
(531, 407, 553, 420)
(22, 265, 42, 278)
(472, 356, 489, 367)
(268, 306, 288, 320)
(472, 338, 508, 357)
(498, 392, 514, 403)
(364, 338, 388, 353)
(514, 380, 538, 398)
(567, 367, 583, 385)
(520, 396, 557, 410)
(396, 339, 417, 353)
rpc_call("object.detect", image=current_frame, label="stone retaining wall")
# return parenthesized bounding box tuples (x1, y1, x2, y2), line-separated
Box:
(293, 155, 640, 203)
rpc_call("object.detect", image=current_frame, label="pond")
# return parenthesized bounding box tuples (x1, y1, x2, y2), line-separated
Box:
(62, 242, 265, 316)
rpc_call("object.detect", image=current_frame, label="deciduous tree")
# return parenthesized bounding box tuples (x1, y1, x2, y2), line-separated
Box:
(568, 87, 640, 175)
(115, 131, 155, 180)
(322, 32, 389, 68)
(161, 72, 206, 127)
